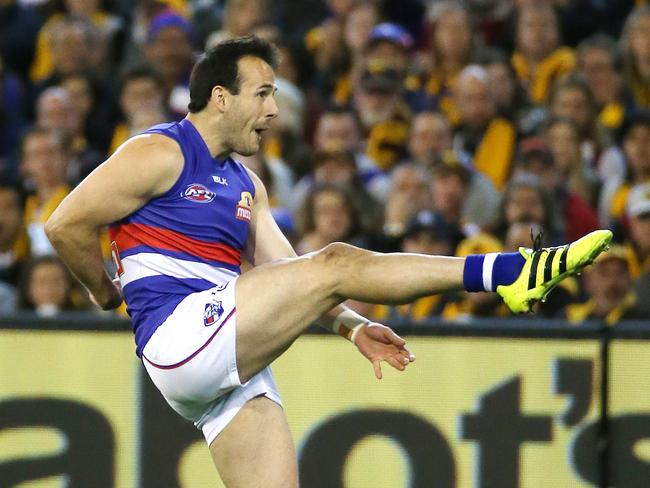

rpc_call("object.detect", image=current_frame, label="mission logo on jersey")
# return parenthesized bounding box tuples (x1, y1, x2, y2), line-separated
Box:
(182, 183, 216, 203)
(236, 191, 253, 222)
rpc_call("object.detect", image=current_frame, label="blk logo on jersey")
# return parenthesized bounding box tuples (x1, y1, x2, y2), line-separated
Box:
(212, 175, 228, 186)
(182, 184, 215, 203)
(236, 191, 253, 222)
(204, 300, 224, 327)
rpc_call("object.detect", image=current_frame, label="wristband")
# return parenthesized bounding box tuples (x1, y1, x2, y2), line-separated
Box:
(332, 309, 368, 342)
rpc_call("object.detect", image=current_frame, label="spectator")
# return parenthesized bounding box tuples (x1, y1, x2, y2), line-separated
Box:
(511, 3, 575, 105)
(621, 6, 650, 110)
(144, 9, 195, 118)
(626, 183, 650, 318)
(452, 64, 516, 191)
(17, 255, 81, 316)
(0, 0, 42, 79)
(604, 111, 650, 224)
(353, 63, 411, 171)
(0, 180, 28, 287)
(543, 117, 598, 206)
(514, 137, 600, 241)
(296, 183, 366, 254)
(312, 106, 389, 201)
(408, 2, 475, 119)
(383, 163, 430, 240)
(406, 115, 500, 229)
(565, 245, 647, 325)
(19, 126, 70, 257)
(109, 64, 168, 155)
(492, 174, 564, 245)
(368, 209, 458, 323)
(576, 34, 627, 132)
(206, 0, 269, 47)
(35, 86, 103, 184)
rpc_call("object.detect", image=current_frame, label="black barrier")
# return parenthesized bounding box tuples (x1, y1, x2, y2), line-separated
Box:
(1, 314, 649, 487)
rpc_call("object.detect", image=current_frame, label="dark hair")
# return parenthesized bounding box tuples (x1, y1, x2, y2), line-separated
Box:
(577, 33, 622, 71)
(300, 183, 361, 239)
(19, 126, 70, 157)
(17, 256, 76, 311)
(118, 64, 164, 96)
(188, 35, 280, 113)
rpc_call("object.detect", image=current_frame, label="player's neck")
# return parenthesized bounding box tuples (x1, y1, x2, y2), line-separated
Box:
(185, 112, 231, 159)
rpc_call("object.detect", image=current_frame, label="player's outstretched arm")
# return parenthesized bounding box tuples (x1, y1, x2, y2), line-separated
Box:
(243, 168, 414, 378)
(45, 135, 184, 309)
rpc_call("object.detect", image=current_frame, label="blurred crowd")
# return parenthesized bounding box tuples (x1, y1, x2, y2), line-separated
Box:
(1, 0, 649, 324)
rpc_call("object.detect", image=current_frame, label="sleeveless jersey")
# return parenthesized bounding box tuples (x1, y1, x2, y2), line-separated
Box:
(108, 119, 256, 356)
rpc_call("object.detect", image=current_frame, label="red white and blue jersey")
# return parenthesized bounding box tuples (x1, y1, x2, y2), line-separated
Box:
(108, 119, 255, 356)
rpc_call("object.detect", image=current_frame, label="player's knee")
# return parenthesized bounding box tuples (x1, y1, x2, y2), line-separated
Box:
(314, 242, 361, 265)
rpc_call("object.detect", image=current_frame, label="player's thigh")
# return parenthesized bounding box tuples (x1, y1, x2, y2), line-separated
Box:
(209, 396, 298, 488)
(234, 252, 343, 380)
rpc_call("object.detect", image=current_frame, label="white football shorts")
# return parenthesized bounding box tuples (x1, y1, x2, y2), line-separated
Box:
(141, 278, 282, 446)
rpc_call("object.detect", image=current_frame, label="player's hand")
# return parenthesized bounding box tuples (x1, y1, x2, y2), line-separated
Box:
(89, 277, 123, 310)
(353, 323, 415, 380)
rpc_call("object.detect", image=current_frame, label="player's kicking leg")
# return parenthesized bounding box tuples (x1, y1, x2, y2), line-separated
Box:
(209, 229, 612, 487)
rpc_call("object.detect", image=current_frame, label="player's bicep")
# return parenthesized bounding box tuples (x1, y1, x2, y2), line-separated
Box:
(48, 135, 183, 230)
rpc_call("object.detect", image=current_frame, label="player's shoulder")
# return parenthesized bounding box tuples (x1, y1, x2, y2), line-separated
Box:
(115, 133, 183, 162)
(240, 164, 266, 195)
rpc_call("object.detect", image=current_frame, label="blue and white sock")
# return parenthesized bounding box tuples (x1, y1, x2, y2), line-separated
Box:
(463, 252, 526, 292)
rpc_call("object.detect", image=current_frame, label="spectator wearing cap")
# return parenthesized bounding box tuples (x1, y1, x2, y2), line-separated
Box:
(405, 2, 475, 120)
(452, 64, 516, 191)
(627, 183, 650, 317)
(604, 111, 650, 224)
(331, 20, 411, 107)
(368, 209, 459, 323)
(621, 6, 650, 110)
(625, 183, 650, 280)
(353, 62, 411, 170)
(144, 9, 195, 119)
(511, 4, 574, 105)
(406, 114, 499, 229)
(565, 245, 648, 325)
(514, 136, 600, 242)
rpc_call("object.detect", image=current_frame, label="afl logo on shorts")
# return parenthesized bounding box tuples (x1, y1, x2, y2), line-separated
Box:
(204, 300, 224, 327)
(236, 191, 253, 222)
(182, 184, 215, 203)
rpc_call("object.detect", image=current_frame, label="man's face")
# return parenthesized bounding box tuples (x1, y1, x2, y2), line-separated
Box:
(355, 88, 399, 129)
(505, 186, 545, 226)
(630, 212, 650, 255)
(223, 56, 279, 156)
(455, 77, 494, 130)
(407, 113, 451, 165)
(623, 125, 650, 177)
(314, 114, 360, 152)
(578, 47, 617, 105)
(550, 87, 591, 133)
(516, 8, 558, 59)
(120, 77, 164, 117)
(146, 26, 193, 81)
(51, 23, 93, 75)
(21, 133, 68, 187)
(0, 189, 21, 251)
(630, 14, 650, 77)
(585, 259, 631, 308)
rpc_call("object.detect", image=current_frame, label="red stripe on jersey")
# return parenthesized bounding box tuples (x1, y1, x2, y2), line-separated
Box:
(109, 223, 241, 265)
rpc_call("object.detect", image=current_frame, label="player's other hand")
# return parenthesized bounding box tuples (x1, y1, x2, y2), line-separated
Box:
(354, 323, 415, 380)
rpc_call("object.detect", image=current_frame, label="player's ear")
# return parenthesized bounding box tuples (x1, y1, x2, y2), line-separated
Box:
(211, 85, 229, 112)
